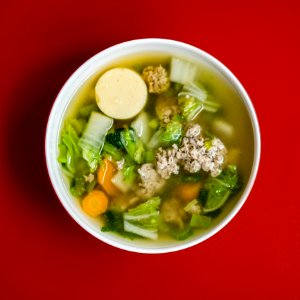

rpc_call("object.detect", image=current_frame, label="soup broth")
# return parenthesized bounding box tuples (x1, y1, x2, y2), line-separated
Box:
(58, 53, 254, 241)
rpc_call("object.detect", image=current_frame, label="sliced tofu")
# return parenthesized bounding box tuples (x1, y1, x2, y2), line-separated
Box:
(95, 68, 148, 119)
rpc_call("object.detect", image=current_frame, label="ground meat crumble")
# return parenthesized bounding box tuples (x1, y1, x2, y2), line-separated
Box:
(142, 65, 170, 94)
(136, 163, 165, 198)
(156, 124, 226, 179)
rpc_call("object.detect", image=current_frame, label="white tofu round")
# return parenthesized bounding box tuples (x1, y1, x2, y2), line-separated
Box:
(95, 68, 148, 119)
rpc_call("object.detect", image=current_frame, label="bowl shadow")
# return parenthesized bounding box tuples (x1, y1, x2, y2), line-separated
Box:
(5, 45, 112, 230)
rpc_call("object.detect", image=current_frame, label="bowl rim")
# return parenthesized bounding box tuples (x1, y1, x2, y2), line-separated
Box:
(45, 38, 261, 254)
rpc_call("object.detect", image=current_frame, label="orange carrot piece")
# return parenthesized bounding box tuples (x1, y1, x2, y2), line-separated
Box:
(82, 190, 108, 217)
(97, 159, 120, 196)
(175, 182, 202, 202)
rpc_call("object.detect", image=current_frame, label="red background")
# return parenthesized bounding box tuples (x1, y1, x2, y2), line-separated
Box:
(1, 0, 299, 299)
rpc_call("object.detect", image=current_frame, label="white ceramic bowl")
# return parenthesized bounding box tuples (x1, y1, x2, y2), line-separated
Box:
(45, 38, 260, 253)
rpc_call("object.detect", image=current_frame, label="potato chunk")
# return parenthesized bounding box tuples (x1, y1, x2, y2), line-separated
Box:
(95, 68, 147, 119)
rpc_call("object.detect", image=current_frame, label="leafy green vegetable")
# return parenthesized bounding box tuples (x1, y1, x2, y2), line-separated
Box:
(216, 165, 241, 191)
(198, 189, 209, 206)
(68, 118, 87, 136)
(201, 165, 241, 213)
(178, 95, 203, 121)
(101, 211, 138, 239)
(120, 128, 145, 164)
(122, 155, 137, 184)
(79, 112, 113, 172)
(123, 197, 161, 239)
(105, 128, 125, 150)
(58, 122, 82, 174)
(160, 119, 182, 146)
(125, 197, 161, 217)
(190, 214, 211, 228)
(70, 176, 86, 197)
(178, 82, 220, 119)
(70, 175, 96, 197)
(102, 143, 123, 161)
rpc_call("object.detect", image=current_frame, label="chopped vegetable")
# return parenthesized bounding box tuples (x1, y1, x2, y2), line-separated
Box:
(123, 221, 157, 240)
(68, 118, 87, 136)
(120, 128, 145, 164)
(175, 182, 202, 202)
(105, 128, 125, 150)
(101, 211, 138, 239)
(160, 119, 183, 146)
(79, 112, 113, 172)
(125, 196, 160, 216)
(70, 176, 86, 197)
(178, 95, 203, 121)
(184, 199, 201, 215)
(58, 122, 82, 174)
(82, 190, 108, 217)
(131, 112, 151, 144)
(102, 143, 123, 161)
(147, 128, 164, 149)
(95, 68, 147, 119)
(70, 175, 96, 197)
(111, 170, 132, 194)
(178, 82, 220, 117)
(123, 197, 161, 239)
(170, 57, 198, 84)
(201, 165, 241, 213)
(190, 214, 211, 228)
(97, 159, 120, 196)
(122, 155, 137, 184)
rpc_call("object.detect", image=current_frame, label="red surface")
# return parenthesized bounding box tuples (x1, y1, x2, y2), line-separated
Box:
(1, 0, 299, 299)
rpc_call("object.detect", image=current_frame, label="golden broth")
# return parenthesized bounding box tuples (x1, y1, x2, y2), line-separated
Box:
(61, 53, 254, 240)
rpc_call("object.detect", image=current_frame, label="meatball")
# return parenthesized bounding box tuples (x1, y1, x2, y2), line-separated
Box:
(142, 65, 170, 94)
(137, 163, 165, 199)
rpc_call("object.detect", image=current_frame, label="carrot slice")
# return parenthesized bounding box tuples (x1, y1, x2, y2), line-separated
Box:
(175, 182, 202, 202)
(82, 190, 108, 217)
(97, 159, 120, 196)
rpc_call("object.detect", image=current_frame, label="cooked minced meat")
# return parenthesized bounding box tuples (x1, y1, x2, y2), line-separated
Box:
(156, 124, 227, 179)
(156, 144, 180, 179)
(137, 163, 165, 198)
(142, 65, 170, 94)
